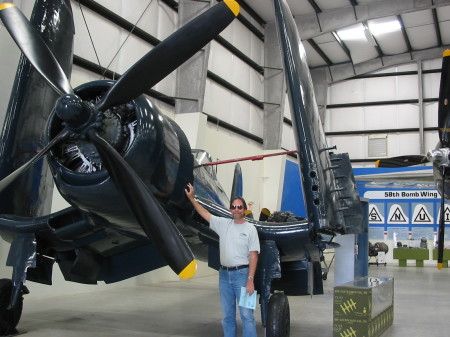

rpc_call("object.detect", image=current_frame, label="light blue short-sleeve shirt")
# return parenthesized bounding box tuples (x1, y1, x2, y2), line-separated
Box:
(210, 215, 260, 267)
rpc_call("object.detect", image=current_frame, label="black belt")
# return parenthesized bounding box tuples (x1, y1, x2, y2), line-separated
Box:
(220, 264, 249, 271)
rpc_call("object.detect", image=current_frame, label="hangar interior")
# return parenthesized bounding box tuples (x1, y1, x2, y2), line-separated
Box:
(1, 0, 450, 336)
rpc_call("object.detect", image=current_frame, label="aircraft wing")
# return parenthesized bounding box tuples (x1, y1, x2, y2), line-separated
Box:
(274, 0, 364, 235)
(0, 207, 171, 285)
(354, 167, 434, 185)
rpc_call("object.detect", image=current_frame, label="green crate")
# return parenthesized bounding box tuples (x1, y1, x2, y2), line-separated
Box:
(333, 306, 393, 337)
(333, 277, 394, 337)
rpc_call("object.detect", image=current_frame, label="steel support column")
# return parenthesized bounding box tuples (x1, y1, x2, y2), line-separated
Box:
(264, 21, 285, 150)
(175, 0, 212, 114)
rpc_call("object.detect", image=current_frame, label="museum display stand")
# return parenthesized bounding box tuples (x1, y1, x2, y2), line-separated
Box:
(432, 249, 450, 267)
(333, 276, 394, 337)
(393, 247, 429, 266)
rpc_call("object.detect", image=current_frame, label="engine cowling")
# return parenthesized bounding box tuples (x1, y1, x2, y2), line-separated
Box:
(46, 80, 190, 231)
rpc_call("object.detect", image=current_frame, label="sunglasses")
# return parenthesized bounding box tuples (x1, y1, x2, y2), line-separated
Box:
(230, 204, 243, 210)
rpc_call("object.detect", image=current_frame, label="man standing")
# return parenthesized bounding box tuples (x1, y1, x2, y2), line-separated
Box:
(185, 183, 260, 337)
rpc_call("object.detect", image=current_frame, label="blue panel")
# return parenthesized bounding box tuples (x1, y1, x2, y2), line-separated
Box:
(355, 201, 369, 279)
(354, 167, 449, 241)
(281, 160, 306, 217)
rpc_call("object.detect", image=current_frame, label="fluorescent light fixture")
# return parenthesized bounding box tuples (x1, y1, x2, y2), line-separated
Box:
(336, 24, 365, 41)
(368, 18, 401, 35)
(337, 18, 401, 42)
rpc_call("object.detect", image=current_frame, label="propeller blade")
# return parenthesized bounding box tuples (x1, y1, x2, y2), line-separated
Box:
(0, 3, 73, 96)
(375, 155, 429, 168)
(96, 0, 240, 111)
(0, 129, 70, 193)
(438, 50, 450, 147)
(87, 130, 197, 279)
(437, 166, 445, 270)
(437, 167, 446, 269)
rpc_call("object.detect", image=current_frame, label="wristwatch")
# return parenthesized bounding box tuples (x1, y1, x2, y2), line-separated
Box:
(248, 276, 254, 280)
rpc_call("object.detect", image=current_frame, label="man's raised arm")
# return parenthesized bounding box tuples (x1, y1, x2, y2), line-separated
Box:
(185, 183, 212, 223)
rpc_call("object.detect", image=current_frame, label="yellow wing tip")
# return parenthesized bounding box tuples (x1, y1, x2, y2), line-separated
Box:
(224, 0, 240, 16)
(0, 3, 15, 10)
(444, 50, 450, 57)
(438, 262, 443, 270)
(178, 259, 197, 279)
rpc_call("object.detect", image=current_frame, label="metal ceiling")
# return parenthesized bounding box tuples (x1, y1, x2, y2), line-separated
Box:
(239, 0, 450, 81)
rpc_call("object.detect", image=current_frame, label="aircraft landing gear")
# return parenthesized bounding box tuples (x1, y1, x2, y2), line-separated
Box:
(0, 279, 24, 336)
(266, 292, 290, 337)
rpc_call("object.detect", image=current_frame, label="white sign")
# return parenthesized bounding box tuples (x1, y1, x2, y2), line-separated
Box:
(368, 204, 384, 223)
(437, 205, 450, 224)
(364, 190, 439, 199)
(412, 204, 433, 224)
(387, 204, 409, 224)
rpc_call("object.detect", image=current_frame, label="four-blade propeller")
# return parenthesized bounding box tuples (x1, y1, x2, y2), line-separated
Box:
(0, 0, 240, 278)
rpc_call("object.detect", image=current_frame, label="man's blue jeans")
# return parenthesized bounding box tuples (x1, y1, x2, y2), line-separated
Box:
(219, 267, 257, 337)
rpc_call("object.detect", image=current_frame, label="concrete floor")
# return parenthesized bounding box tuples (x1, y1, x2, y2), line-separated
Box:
(9, 264, 450, 336)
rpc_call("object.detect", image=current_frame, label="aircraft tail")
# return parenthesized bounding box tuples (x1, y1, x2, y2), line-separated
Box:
(230, 163, 243, 199)
(274, 0, 363, 235)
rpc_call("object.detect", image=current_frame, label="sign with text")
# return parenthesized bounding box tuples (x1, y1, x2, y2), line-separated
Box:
(358, 184, 448, 240)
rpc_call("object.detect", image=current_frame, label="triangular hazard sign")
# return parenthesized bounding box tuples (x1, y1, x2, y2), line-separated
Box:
(388, 204, 408, 223)
(412, 205, 432, 224)
(438, 205, 450, 224)
(369, 205, 384, 223)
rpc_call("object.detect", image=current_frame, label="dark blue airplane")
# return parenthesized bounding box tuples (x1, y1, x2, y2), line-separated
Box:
(0, 0, 364, 335)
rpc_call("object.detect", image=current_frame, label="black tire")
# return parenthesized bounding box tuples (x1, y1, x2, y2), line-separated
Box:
(266, 292, 290, 337)
(0, 279, 23, 336)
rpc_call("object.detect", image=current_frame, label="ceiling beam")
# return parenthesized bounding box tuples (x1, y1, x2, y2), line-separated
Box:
(293, 0, 450, 40)
(307, 39, 332, 65)
(312, 45, 450, 83)
(397, 15, 413, 54)
(432, 8, 443, 46)
(308, 0, 322, 13)
(331, 31, 352, 61)
(362, 21, 383, 58)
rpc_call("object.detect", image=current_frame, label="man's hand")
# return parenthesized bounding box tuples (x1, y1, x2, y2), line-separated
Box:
(246, 279, 255, 295)
(184, 183, 211, 223)
(185, 183, 195, 200)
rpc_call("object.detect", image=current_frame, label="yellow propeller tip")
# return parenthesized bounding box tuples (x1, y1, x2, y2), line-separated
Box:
(178, 259, 197, 279)
(438, 263, 443, 270)
(375, 159, 380, 167)
(444, 50, 450, 57)
(261, 208, 270, 215)
(224, 0, 240, 16)
(0, 3, 15, 10)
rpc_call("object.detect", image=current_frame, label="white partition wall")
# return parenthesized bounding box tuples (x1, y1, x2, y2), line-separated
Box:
(325, 61, 440, 165)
